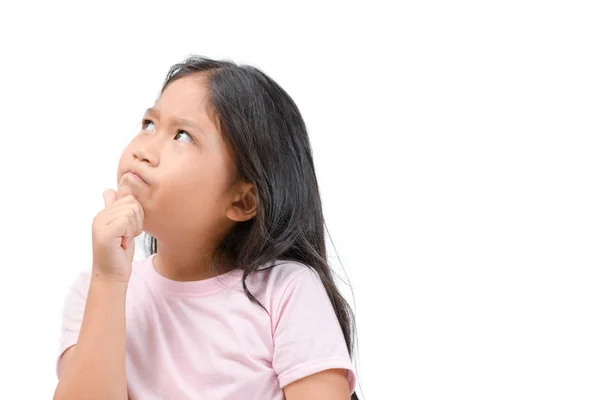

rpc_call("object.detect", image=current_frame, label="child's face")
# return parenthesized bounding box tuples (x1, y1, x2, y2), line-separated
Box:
(116, 73, 253, 245)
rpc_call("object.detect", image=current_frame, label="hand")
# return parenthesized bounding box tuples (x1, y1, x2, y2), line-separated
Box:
(91, 186, 145, 283)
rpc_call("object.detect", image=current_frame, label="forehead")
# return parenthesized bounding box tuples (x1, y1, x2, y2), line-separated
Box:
(156, 74, 213, 118)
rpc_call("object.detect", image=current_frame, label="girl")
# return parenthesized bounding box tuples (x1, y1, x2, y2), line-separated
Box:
(53, 56, 358, 400)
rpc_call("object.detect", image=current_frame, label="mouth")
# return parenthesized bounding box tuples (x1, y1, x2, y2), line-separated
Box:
(124, 169, 148, 185)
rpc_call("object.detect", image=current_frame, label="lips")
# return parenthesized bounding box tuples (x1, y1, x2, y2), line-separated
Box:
(125, 169, 148, 185)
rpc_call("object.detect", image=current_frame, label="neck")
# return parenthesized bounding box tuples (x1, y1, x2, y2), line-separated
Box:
(152, 239, 233, 282)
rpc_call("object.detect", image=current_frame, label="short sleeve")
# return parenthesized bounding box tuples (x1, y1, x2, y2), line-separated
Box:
(55, 270, 92, 379)
(271, 267, 356, 393)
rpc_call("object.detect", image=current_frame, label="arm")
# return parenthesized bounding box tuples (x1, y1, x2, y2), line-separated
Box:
(53, 275, 128, 400)
(284, 369, 351, 400)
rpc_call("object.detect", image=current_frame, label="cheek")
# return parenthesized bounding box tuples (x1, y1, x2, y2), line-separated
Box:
(175, 174, 219, 206)
(139, 148, 233, 217)
(155, 165, 206, 204)
(159, 169, 229, 220)
(175, 155, 230, 194)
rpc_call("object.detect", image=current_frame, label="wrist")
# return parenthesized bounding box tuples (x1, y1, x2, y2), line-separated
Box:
(91, 270, 130, 287)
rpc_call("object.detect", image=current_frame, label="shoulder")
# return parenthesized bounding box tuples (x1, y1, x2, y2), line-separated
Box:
(251, 259, 323, 298)
(243, 260, 328, 317)
(260, 259, 316, 286)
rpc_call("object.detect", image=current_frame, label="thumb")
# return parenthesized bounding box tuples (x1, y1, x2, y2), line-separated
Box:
(103, 189, 117, 208)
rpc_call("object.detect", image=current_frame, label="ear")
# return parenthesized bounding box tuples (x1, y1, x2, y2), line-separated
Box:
(226, 182, 257, 222)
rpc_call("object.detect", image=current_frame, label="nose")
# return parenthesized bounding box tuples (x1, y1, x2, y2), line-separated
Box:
(133, 140, 159, 166)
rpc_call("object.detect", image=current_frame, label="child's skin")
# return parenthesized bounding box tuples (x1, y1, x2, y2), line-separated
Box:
(115, 73, 257, 282)
(53, 187, 139, 399)
(55, 73, 256, 399)
(53, 73, 350, 400)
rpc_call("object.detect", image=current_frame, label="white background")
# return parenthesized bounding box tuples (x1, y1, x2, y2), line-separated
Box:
(0, 1, 598, 399)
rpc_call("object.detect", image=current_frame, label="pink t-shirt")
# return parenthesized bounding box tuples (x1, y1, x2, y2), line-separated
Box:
(56, 254, 356, 399)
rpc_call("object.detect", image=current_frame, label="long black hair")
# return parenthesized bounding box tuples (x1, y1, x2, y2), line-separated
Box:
(144, 55, 359, 399)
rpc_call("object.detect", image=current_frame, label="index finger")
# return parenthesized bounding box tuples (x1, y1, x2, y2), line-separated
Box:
(116, 181, 134, 200)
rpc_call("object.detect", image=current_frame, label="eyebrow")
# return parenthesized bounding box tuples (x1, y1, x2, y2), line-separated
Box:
(145, 107, 205, 136)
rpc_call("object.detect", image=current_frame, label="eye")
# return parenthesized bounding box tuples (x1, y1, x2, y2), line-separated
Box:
(141, 119, 155, 131)
(142, 119, 193, 144)
(175, 130, 194, 143)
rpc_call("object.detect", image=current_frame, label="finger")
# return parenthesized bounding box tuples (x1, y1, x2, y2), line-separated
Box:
(117, 195, 139, 206)
(125, 208, 142, 238)
(98, 201, 135, 223)
(106, 213, 141, 246)
(103, 207, 138, 228)
(106, 195, 138, 210)
(120, 207, 144, 238)
(102, 200, 144, 227)
(133, 202, 145, 233)
(116, 197, 145, 234)
(117, 181, 134, 201)
(103, 189, 117, 208)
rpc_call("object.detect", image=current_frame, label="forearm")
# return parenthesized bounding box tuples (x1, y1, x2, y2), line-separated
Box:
(54, 274, 128, 400)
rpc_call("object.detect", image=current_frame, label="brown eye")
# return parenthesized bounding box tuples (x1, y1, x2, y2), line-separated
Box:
(142, 119, 155, 131)
(174, 131, 193, 143)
